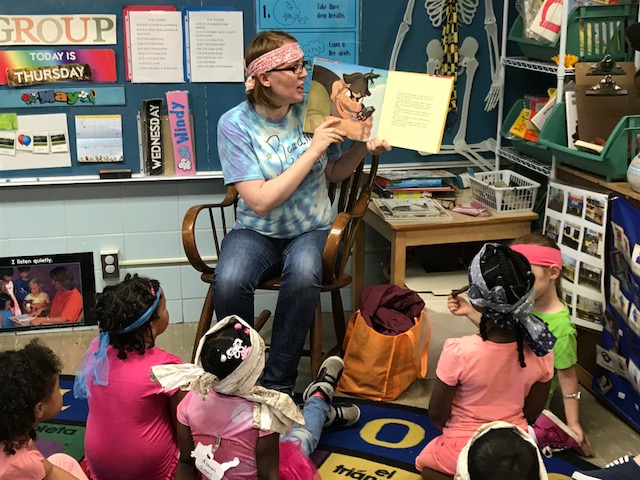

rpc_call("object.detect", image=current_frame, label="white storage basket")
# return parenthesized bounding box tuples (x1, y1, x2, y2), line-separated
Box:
(469, 170, 540, 212)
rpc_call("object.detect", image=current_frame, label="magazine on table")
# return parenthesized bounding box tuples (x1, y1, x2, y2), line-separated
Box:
(371, 198, 452, 223)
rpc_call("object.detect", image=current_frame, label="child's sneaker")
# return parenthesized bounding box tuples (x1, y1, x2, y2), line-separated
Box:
(605, 455, 632, 468)
(572, 456, 640, 480)
(325, 403, 361, 428)
(531, 410, 588, 456)
(302, 356, 345, 403)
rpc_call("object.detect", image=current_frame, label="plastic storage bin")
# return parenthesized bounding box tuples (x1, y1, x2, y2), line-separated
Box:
(469, 170, 540, 212)
(538, 102, 640, 181)
(501, 99, 553, 163)
(508, 4, 638, 62)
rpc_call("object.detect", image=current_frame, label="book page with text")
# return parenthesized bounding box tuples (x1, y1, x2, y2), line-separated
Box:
(377, 71, 453, 153)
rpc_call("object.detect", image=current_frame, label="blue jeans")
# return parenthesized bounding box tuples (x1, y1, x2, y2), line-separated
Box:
(213, 227, 328, 393)
(281, 396, 328, 455)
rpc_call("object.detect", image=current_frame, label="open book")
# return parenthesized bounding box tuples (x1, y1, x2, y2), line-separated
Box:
(303, 59, 454, 153)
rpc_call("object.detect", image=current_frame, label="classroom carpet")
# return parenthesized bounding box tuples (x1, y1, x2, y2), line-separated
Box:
(37, 376, 597, 479)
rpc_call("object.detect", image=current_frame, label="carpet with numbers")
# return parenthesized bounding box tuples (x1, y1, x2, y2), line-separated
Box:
(38, 376, 597, 479)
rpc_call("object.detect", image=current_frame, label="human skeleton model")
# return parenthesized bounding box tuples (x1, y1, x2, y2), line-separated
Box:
(390, 0, 502, 170)
(483, 0, 503, 112)
(427, 37, 492, 170)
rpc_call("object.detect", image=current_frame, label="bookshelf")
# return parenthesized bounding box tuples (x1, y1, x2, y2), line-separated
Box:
(494, 0, 572, 177)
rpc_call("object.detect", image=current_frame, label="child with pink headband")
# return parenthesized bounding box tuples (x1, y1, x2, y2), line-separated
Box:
(448, 233, 593, 458)
(214, 31, 391, 394)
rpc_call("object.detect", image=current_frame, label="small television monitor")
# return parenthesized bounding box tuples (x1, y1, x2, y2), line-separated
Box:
(0, 252, 96, 333)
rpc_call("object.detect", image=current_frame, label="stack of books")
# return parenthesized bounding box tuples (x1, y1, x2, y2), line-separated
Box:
(509, 94, 552, 143)
(373, 169, 457, 199)
(370, 198, 452, 224)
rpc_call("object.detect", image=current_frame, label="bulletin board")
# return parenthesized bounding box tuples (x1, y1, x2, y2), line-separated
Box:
(0, 0, 500, 180)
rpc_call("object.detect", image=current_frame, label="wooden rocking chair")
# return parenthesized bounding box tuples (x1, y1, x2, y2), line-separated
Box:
(182, 154, 379, 378)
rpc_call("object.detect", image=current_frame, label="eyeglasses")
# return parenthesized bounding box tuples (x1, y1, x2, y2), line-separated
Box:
(438, 198, 457, 210)
(269, 60, 311, 75)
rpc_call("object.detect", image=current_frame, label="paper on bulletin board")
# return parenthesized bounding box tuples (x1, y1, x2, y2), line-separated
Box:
(75, 115, 123, 163)
(543, 181, 608, 331)
(0, 113, 71, 171)
(184, 9, 244, 82)
(128, 11, 185, 83)
(256, 0, 360, 64)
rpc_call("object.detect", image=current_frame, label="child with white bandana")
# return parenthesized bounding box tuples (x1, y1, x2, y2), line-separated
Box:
(456, 421, 639, 480)
(416, 243, 555, 477)
(152, 315, 360, 480)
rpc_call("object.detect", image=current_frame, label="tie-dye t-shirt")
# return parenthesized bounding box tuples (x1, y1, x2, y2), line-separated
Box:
(217, 99, 341, 238)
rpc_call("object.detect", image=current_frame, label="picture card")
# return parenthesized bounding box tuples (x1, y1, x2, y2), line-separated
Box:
(50, 130, 68, 153)
(16, 132, 33, 151)
(32, 131, 50, 154)
(0, 131, 16, 156)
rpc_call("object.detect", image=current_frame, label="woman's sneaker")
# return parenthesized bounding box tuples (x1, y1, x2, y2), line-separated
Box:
(531, 410, 590, 456)
(302, 356, 345, 403)
(325, 403, 361, 428)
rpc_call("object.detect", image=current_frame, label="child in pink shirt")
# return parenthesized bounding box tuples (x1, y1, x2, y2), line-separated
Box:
(0, 339, 88, 480)
(74, 274, 185, 480)
(152, 315, 361, 480)
(415, 243, 556, 476)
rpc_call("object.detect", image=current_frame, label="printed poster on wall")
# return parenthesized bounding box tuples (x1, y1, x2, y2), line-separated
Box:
(543, 181, 608, 331)
(256, 0, 360, 67)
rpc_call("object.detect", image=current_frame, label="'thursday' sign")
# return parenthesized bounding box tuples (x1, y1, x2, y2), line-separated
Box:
(0, 15, 116, 45)
(7, 64, 92, 87)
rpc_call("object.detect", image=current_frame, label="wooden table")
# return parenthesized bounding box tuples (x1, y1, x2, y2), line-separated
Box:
(353, 198, 538, 304)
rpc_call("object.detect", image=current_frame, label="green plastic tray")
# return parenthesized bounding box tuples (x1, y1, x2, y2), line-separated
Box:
(509, 4, 638, 62)
(538, 101, 640, 181)
(501, 99, 553, 163)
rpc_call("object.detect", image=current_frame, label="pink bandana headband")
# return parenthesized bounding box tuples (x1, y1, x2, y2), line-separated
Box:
(511, 244, 562, 267)
(244, 42, 304, 93)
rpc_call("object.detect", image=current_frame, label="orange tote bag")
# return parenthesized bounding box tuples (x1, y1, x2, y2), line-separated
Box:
(337, 309, 430, 401)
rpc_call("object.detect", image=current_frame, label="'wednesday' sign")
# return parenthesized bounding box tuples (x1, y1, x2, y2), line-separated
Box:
(0, 15, 116, 45)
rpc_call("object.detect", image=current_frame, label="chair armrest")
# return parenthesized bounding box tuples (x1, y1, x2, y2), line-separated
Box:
(351, 183, 373, 218)
(182, 205, 217, 274)
(322, 211, 351, 284)
(182, 188, 238, 274)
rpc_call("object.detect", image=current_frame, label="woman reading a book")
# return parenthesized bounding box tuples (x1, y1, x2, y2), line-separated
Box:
(214, 30, 390, 395)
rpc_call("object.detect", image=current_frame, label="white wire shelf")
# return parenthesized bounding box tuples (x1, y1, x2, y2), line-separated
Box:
(497, 147, 552, 176)
(502, 56, 575, 75)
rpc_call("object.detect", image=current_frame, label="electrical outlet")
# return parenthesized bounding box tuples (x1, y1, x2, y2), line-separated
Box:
(100, 250, 120, 280)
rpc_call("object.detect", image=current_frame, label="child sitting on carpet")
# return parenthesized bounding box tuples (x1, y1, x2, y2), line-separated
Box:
(511, 233, 592, 456)
(0, 339, 88, 479)
(455, 421, 547, 480)
(449, 233, 592, 457)
(151, 314, 361, 480)
(456, 422, 640, 480)
(415, 243, 555, 477)
(73, 274, 185, 480)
